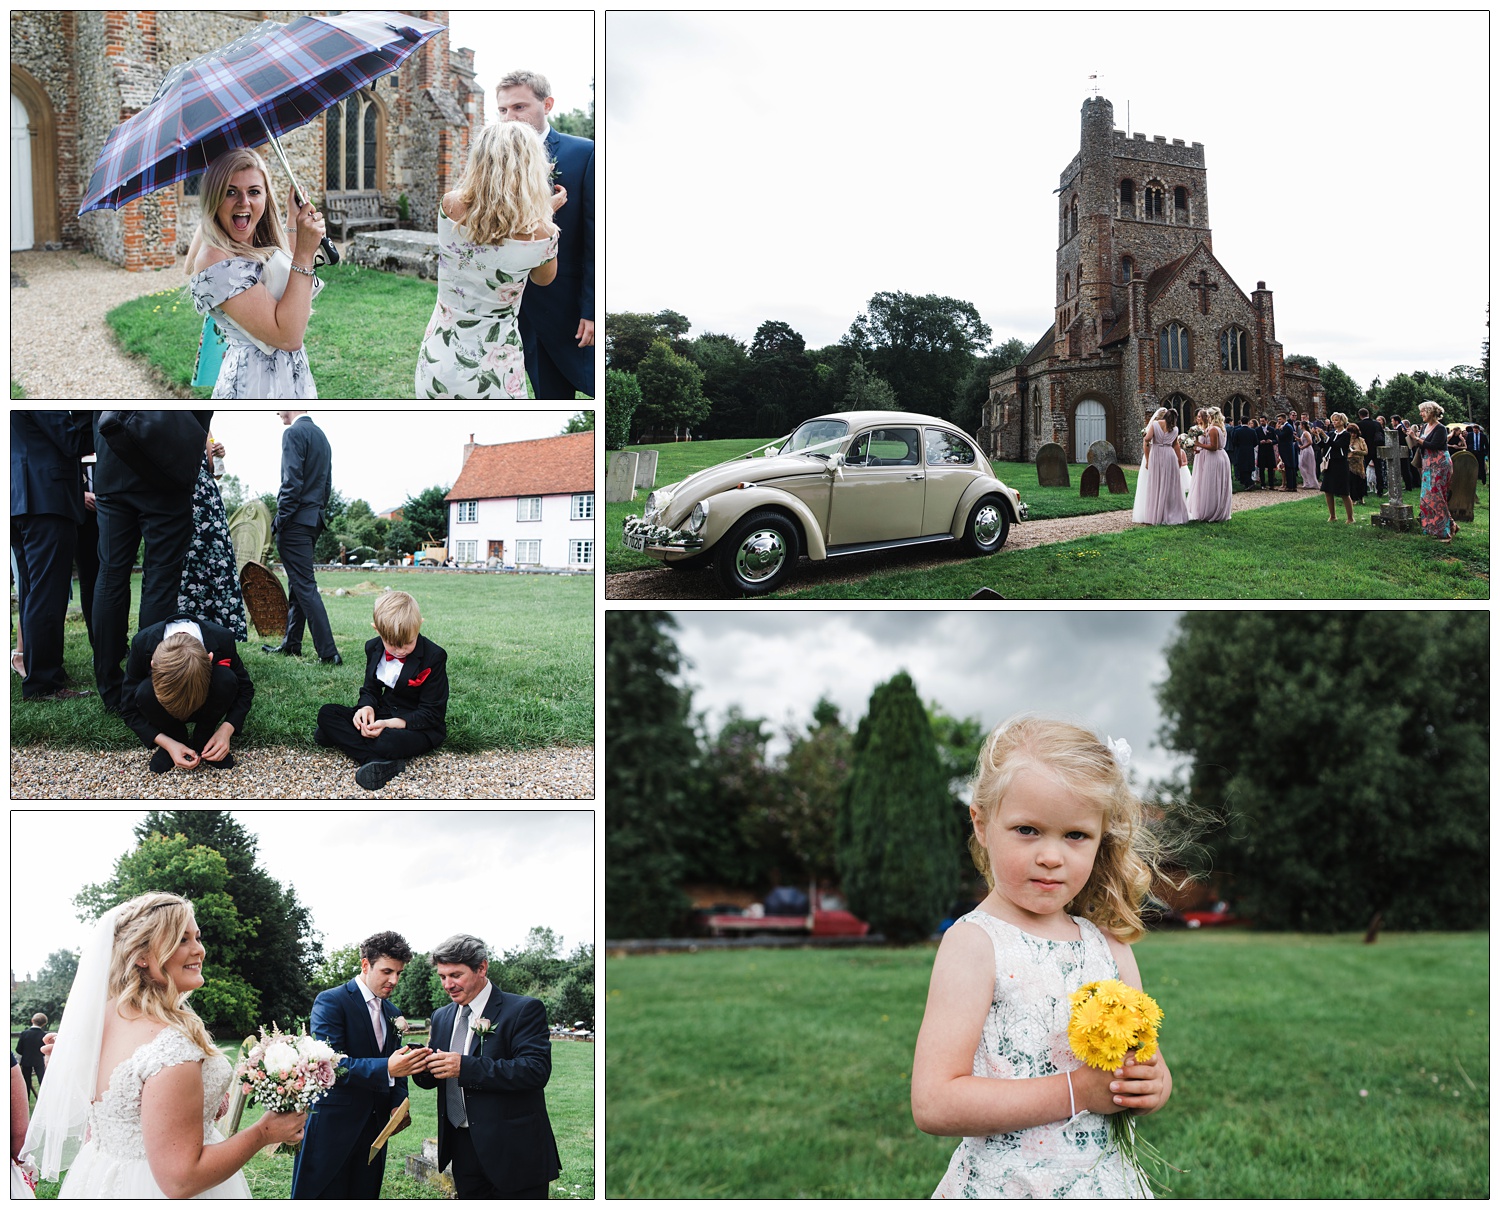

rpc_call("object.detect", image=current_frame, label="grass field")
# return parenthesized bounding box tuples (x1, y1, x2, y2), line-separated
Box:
(25, 1035, 595, 1199)
(9, 568, 593, 750)
(604, 931, 1488, 1198)
(104, 264, 586, 400)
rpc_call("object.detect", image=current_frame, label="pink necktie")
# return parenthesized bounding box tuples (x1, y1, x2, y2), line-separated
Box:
(370, 998, 385, 1048)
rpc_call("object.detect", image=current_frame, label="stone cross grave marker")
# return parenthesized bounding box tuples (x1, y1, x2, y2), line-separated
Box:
(634, 449, 659, 493)
(1449, 451, 1479, 523)
(1371, 431, 1415, 531)
(1036, 442, 1069, 487)
(606, 451, 640, 503)
(1104, 463, 1128, 494)
(1080, 464, 1100, 497)
(1086, 439, 1117, 475)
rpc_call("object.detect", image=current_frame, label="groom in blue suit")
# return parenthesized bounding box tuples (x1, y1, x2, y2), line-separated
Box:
(291, 932, 421, 1199)
(496, 70, 595, 400)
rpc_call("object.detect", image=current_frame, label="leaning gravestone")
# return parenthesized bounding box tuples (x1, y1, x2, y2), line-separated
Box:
(1104, 463, 1128, 495)
(1449, 451, 1479, 523)
(1036, 442, 1069, 487)
(634, 449, 659, 493)
(1086, 440, 1118, 476)
(606, 451, 640, 503)
(1079, 465, 1100, 497)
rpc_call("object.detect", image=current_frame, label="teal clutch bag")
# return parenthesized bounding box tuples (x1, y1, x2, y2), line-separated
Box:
(191, 315, 228, 388)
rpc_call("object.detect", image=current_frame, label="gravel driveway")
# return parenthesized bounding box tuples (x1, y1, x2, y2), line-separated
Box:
(10, 743, 594, 800)
(606, 486, 1317, 599)
(11, 249, 191, 398)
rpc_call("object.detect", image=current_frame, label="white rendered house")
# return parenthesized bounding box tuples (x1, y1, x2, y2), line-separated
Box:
(445, 431, 595, 570)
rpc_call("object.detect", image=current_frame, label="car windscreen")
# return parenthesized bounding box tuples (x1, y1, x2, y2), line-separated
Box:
(783, 419, 850, 456)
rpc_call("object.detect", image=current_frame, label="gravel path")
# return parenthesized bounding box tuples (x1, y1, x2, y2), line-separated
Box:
(606, 485, 1322, 599)
(11, 250, 191, 398)
(9, 743, 594, 800)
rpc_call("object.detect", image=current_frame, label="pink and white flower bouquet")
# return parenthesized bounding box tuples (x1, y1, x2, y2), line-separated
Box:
(233, 1026, 347, 1153)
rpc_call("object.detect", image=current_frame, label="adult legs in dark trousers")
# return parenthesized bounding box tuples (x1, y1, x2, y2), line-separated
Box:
(76, 504, 101, 647)
(314, 704, 437, 763)
(449, 1126, 547, 1199)
(92, 488, 193, 710)
(10, 512, 82, 699)
(275, 521, 337, 659)
(1400, 449, 1420, 492)
(525, 339, 589, 401)
(133, 666, 241, 772)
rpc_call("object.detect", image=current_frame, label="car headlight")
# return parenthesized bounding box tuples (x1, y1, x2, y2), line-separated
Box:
(687, 500, 710, 534)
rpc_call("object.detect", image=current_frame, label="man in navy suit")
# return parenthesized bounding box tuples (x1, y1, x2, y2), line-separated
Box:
(496, 71, 594, 400)
(411, 934, 560, 1199)
(291, 932, 421, 1199)
(264, 411, 341, 664)
(10, 411, 92, 700)
(1276, 413, 1299, 491)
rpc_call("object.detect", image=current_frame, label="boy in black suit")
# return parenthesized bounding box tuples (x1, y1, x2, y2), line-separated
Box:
(314, 590, 448, 791)
(120, 615, 255, 773)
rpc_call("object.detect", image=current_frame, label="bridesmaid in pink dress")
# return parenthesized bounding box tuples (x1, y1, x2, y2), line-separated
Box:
(1142, 409, 1190, 525)
(1296, 422, 1321, 491)
(1187, 407, 1233, 522)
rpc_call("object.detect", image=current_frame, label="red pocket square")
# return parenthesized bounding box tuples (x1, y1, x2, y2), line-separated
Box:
(217, 659, 232, 666)
(408, 668, 431, 687)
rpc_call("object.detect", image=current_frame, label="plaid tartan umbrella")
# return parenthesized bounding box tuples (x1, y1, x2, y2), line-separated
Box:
(78, 10, 445, 215)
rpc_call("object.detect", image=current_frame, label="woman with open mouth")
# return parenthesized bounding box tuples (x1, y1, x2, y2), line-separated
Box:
(187, 147, 326, 398)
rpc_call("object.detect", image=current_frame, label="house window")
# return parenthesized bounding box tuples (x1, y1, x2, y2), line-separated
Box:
(456, 500, 477, 523)
(454, 540, 478, 562)
(1145, 183, 1165, 221)
(1220, 326, 1249, 372)
(325, 88, 381, 192)
(1119, 179, 1134, 211)
(517, 496, 541, 521)
(571, 493, 594, 520)
(569, 539, 594, 566)
(516, 539, 541, 565)
(1159, 322, 1190, 370)
(1121, 256, 1133, 283)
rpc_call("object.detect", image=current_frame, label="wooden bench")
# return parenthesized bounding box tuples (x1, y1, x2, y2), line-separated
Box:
(324, 190, 400, 239)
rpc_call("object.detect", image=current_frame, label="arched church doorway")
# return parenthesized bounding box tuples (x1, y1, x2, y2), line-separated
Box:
(12, 93, 34, 251)
(1074, 399, 1106, 460)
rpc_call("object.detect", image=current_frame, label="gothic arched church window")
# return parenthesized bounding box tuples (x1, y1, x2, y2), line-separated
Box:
(1121, 255, 1133, 283)
(1069, 196, 1079, 239)
(1145, 182, 1165, 222)
(1220, 326, 1249, 372)
(1120, 179, 1134, 213)
(1174, 186, 1189, 219)
(1159, 322, 1190, 370)
(325, 88, 383, 192)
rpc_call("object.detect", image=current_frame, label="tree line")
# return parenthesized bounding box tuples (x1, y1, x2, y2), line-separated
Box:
(606, 612, 1488, 942)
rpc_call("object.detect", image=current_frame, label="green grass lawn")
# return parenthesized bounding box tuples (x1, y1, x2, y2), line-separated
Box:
(604, 932, 1487, 1198)
(10, 568, 593, 750)
(28, 1036, 594, 1199)
(104, 264, 587, 400)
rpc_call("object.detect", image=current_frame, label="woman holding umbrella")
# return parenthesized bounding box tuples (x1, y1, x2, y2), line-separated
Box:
(186, 147, 328, 398)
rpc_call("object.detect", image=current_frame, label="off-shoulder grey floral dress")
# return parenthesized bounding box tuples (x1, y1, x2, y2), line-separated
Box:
(190, 250, 323, 399)
(932, 911, 1149, 1199)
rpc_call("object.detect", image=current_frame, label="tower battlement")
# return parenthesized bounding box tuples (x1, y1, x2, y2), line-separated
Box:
(1112, 129, 1205, 169)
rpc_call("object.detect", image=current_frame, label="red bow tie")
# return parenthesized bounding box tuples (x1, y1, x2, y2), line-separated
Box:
(384, 651, 405, 663)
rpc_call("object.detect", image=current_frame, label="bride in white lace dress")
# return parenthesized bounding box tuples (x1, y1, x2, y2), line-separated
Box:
(23, 892, 306, 1198)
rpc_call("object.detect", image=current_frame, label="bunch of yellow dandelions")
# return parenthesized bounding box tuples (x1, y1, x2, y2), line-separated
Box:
(1067, 979, 1179, 1195)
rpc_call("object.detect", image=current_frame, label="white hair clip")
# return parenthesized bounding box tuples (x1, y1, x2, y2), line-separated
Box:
(1106, 736, 1132, 770)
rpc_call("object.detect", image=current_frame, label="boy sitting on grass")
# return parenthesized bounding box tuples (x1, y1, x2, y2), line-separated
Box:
(314, 590, 449, 791)
(120, 616, 255, 774)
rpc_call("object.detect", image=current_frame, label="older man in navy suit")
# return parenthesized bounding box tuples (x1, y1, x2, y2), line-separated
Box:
(496, 70, 594, 400)
(10, 411, 92, 700)
(291, 931, 421, 1199)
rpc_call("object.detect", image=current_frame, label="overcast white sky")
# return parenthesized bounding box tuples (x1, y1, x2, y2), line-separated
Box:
(669, 610, 1184, 787)
(607, 11, 1489, 392)
(9, 810, 594, 978)
(448, 10, 595, 125)
(198, 410, 587, 514)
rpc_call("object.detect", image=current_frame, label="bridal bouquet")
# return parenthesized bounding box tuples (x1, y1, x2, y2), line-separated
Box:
(234, 1026, 347, 1153)
(1067, 979, 1178, 1194)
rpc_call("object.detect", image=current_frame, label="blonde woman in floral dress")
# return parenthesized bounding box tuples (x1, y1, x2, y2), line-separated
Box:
(417, 122, 562, 398)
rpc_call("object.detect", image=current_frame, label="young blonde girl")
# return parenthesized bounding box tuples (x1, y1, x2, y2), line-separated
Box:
(912, 716, 1174, 1198)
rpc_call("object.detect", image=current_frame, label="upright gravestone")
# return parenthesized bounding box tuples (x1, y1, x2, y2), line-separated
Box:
(1079, 465, 1100, 497)
(1036, 442, 1069, 487)
(1086, 440, 1118, 476)
(1449, 451, 1479, 523)
(1370, 431, 1415, 531)
(606, 451, 640, 503)
(1104, 463, 1128, 495)
(634, 449, 659, 493)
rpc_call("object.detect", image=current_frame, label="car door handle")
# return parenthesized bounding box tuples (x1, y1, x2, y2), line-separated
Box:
(906, 473, 924, 481)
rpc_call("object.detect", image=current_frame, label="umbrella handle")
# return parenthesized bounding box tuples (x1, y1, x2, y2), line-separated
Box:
(264, 123, 339, 266)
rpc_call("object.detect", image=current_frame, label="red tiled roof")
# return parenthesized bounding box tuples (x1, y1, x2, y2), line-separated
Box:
(445, 431, 594, 501)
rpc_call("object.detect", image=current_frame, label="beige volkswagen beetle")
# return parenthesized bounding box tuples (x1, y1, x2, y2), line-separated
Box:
(622, 410, 1027, 596)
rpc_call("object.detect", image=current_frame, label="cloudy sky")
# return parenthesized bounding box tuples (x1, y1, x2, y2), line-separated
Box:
(669, 610, 1185, 786)
(9, 810, 594, 978)
(448, 11, 595, 126)
(607, 11, 1488, 392)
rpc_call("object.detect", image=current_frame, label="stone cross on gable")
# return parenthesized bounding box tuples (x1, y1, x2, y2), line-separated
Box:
(1189, 270, 1219, 314)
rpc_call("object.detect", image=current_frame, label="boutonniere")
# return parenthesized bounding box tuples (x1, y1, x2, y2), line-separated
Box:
(393, 1015, 408, 1036)
(471, 1017, 495, 1048)
(408, 667, 431, 687)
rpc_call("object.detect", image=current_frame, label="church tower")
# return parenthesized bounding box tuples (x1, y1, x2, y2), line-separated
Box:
(1054, 96, 1212, 359)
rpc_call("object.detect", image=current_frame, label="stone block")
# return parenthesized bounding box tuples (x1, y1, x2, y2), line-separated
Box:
(1080, 464, 1100, 497)
(634, 449, 659, 492)
(1449, 451, 1478, 523)
(606, 452, 639, 503)
(350, 229, 440, 280)
(1087, 440, 1118, 475)
(1035, 442, 1069, 487)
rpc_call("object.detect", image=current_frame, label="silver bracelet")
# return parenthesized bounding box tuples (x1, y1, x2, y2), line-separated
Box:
(289, 260, 316, 277)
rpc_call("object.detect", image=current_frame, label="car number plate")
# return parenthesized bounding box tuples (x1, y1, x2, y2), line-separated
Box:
(624, 531, 646, 552)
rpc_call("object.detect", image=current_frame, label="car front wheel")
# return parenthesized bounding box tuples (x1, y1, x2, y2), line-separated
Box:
(962, 495, 1010, 555)
(715, 510, 800, 596)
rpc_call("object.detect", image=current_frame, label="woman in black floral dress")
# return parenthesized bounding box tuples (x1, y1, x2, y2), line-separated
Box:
(176, 436, 248, 640)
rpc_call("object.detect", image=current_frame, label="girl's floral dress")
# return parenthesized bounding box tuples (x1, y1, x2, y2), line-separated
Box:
(933, 911, 1149, 1199)
(176, 453, 248, 640)
(416, 211, 559, 399)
